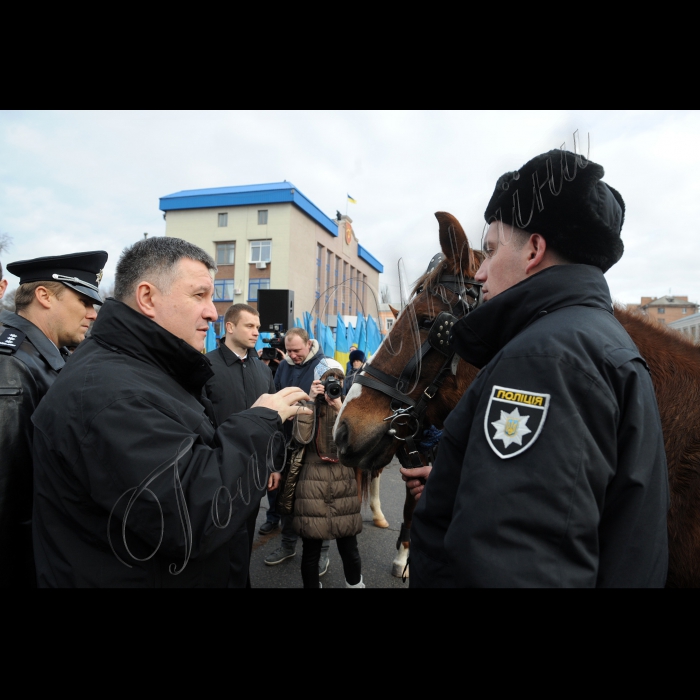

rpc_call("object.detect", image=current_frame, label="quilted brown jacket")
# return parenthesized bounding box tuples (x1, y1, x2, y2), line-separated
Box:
(290, 400, 362, 541)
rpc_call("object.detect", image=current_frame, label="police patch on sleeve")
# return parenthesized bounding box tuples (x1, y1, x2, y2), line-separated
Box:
(484, 385, 550, 459)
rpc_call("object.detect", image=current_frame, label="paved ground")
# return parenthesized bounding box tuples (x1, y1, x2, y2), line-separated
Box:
(250, 456, 410, 589)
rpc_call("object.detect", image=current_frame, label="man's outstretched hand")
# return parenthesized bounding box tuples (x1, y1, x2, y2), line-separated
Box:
(252, 387, 312, 422)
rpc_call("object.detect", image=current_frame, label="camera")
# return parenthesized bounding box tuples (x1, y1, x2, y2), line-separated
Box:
(321, 375, 343, 401)
(263, 323, 285, 351)
(260, 347, 278, 361)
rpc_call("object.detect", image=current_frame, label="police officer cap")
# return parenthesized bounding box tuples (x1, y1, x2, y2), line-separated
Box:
(483, 149, 625, 272)
(7, 250, 108, 305)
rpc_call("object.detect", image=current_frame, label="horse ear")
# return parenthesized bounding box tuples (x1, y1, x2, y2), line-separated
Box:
(435, 211, 471, 270)
(389, 305, 399, 319)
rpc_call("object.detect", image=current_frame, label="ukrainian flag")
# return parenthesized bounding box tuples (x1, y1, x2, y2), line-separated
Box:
(335, 314, 350, 371)
(347, 194, 356, 204)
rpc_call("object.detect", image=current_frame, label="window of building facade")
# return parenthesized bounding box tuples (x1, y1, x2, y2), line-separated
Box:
(216, 242, 235, 265)
(683, 308, 687, 314)
(258, 210, 268, 225)
(214, 279, 234, 301)
(248, 277, 270, 302)
(214, 315, 225, 337)
(218, 213, 228, 227)
(250, 240, 271, 263)
(658, 308, 665, 314)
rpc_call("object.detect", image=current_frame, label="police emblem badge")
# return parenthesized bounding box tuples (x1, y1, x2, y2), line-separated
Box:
(484, 385, 550, 459)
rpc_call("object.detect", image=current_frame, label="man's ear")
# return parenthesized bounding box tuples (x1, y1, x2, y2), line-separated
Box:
(33, 285, 55, 310)
(525, 234, 548, 275)
(134, 282, 158, 319)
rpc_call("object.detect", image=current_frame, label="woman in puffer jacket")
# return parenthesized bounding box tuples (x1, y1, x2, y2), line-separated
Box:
(284, 358, 364, 589)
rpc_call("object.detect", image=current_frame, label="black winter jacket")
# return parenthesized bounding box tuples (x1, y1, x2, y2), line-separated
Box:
(0, 311, 66, 587)
(204, 342, 277, 587)
(31, 299, 283, 587)
(204, 343, 275, 425)
(411, 265, 669, 588)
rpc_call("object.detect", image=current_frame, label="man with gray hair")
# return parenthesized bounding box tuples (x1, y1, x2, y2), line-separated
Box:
(31, 237, 310, 587)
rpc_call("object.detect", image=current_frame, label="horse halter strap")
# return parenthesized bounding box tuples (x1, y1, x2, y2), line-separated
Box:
(354, 254, 482, 468)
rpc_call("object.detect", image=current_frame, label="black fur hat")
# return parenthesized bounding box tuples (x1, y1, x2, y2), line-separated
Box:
(349, 349, 366, 364)
(483, 149, 625, 272)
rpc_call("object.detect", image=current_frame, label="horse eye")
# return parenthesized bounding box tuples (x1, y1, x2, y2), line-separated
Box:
(419, 317, 433, 329)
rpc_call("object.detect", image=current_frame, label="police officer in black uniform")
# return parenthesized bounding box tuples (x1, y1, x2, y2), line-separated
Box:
(0, 251, 107, 587)
(405, 150, 669, 587)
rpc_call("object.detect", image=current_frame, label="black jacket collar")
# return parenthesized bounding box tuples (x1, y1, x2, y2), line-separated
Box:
(451, 264, 613, 369)
(218, 341, 249, 366)
(90, 298, 214, 392)
(0, 309, 65, 371)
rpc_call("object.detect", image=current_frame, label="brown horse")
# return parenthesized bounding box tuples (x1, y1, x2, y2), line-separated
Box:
(336, 211, 700, 587)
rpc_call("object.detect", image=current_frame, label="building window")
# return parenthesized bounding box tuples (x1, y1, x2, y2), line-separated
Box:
(214, 279, 234, 301)
(216, 243, 235, 265)
(248, 278, 270, 302)
(218, 213, 228, 227)
(386, 319, 394, 331)
(658, 308, 665, 314)
(258, 210, 268, 225)
(214, 315, 225, 337)
(683, 308, 687, 314)
(250, 240, 272, 263)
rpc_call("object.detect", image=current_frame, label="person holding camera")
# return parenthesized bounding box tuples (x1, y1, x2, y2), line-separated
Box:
(265, 326, 331, 573)
(279, 359, 364, 588)
(204, 303, 279, 588)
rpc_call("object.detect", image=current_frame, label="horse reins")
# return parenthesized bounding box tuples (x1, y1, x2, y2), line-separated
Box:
(353, 253, 482, 469)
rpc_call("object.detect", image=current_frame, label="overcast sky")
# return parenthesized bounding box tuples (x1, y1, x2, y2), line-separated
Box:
(1, 110, 697, 310)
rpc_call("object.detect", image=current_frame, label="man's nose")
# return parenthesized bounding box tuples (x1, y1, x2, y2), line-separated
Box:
(86, 306, 97, 320)
(474, 260, 488, 282)
(204, 300, 217, 322)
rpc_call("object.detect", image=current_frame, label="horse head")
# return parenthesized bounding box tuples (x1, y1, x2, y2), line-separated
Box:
(334, 211, 482, 471)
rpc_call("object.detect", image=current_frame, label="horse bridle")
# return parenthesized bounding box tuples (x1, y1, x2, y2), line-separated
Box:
(353, 253, 482, 469)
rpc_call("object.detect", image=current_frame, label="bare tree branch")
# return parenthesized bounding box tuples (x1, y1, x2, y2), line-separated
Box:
(0, 232, 12, 256)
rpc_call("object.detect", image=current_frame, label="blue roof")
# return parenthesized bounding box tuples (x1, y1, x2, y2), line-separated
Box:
(159, 181, 383, 273)
(160, 181, 340, 237)
(357, 244, 384, 273)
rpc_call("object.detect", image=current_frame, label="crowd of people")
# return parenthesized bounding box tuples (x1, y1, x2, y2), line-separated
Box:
(0, 147, 671, 588)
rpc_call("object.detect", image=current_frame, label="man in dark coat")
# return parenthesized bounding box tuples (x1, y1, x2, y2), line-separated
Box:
(31, 237, 309, 587)
(0, 251, 106, 587)
(404, 149, 669, 587)
(343, 348, 365, 395)
(204, 302, 276, 587)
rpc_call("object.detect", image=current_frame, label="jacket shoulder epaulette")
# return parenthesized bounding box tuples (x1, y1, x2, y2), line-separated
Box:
(0, 327, 27, 356)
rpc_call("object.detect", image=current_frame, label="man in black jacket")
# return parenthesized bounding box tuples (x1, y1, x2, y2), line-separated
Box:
(31, 237, 309, 587)
(405, 149, 669, 587)
(0, 251, 106, 587)
(204, 303, 277, 586)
